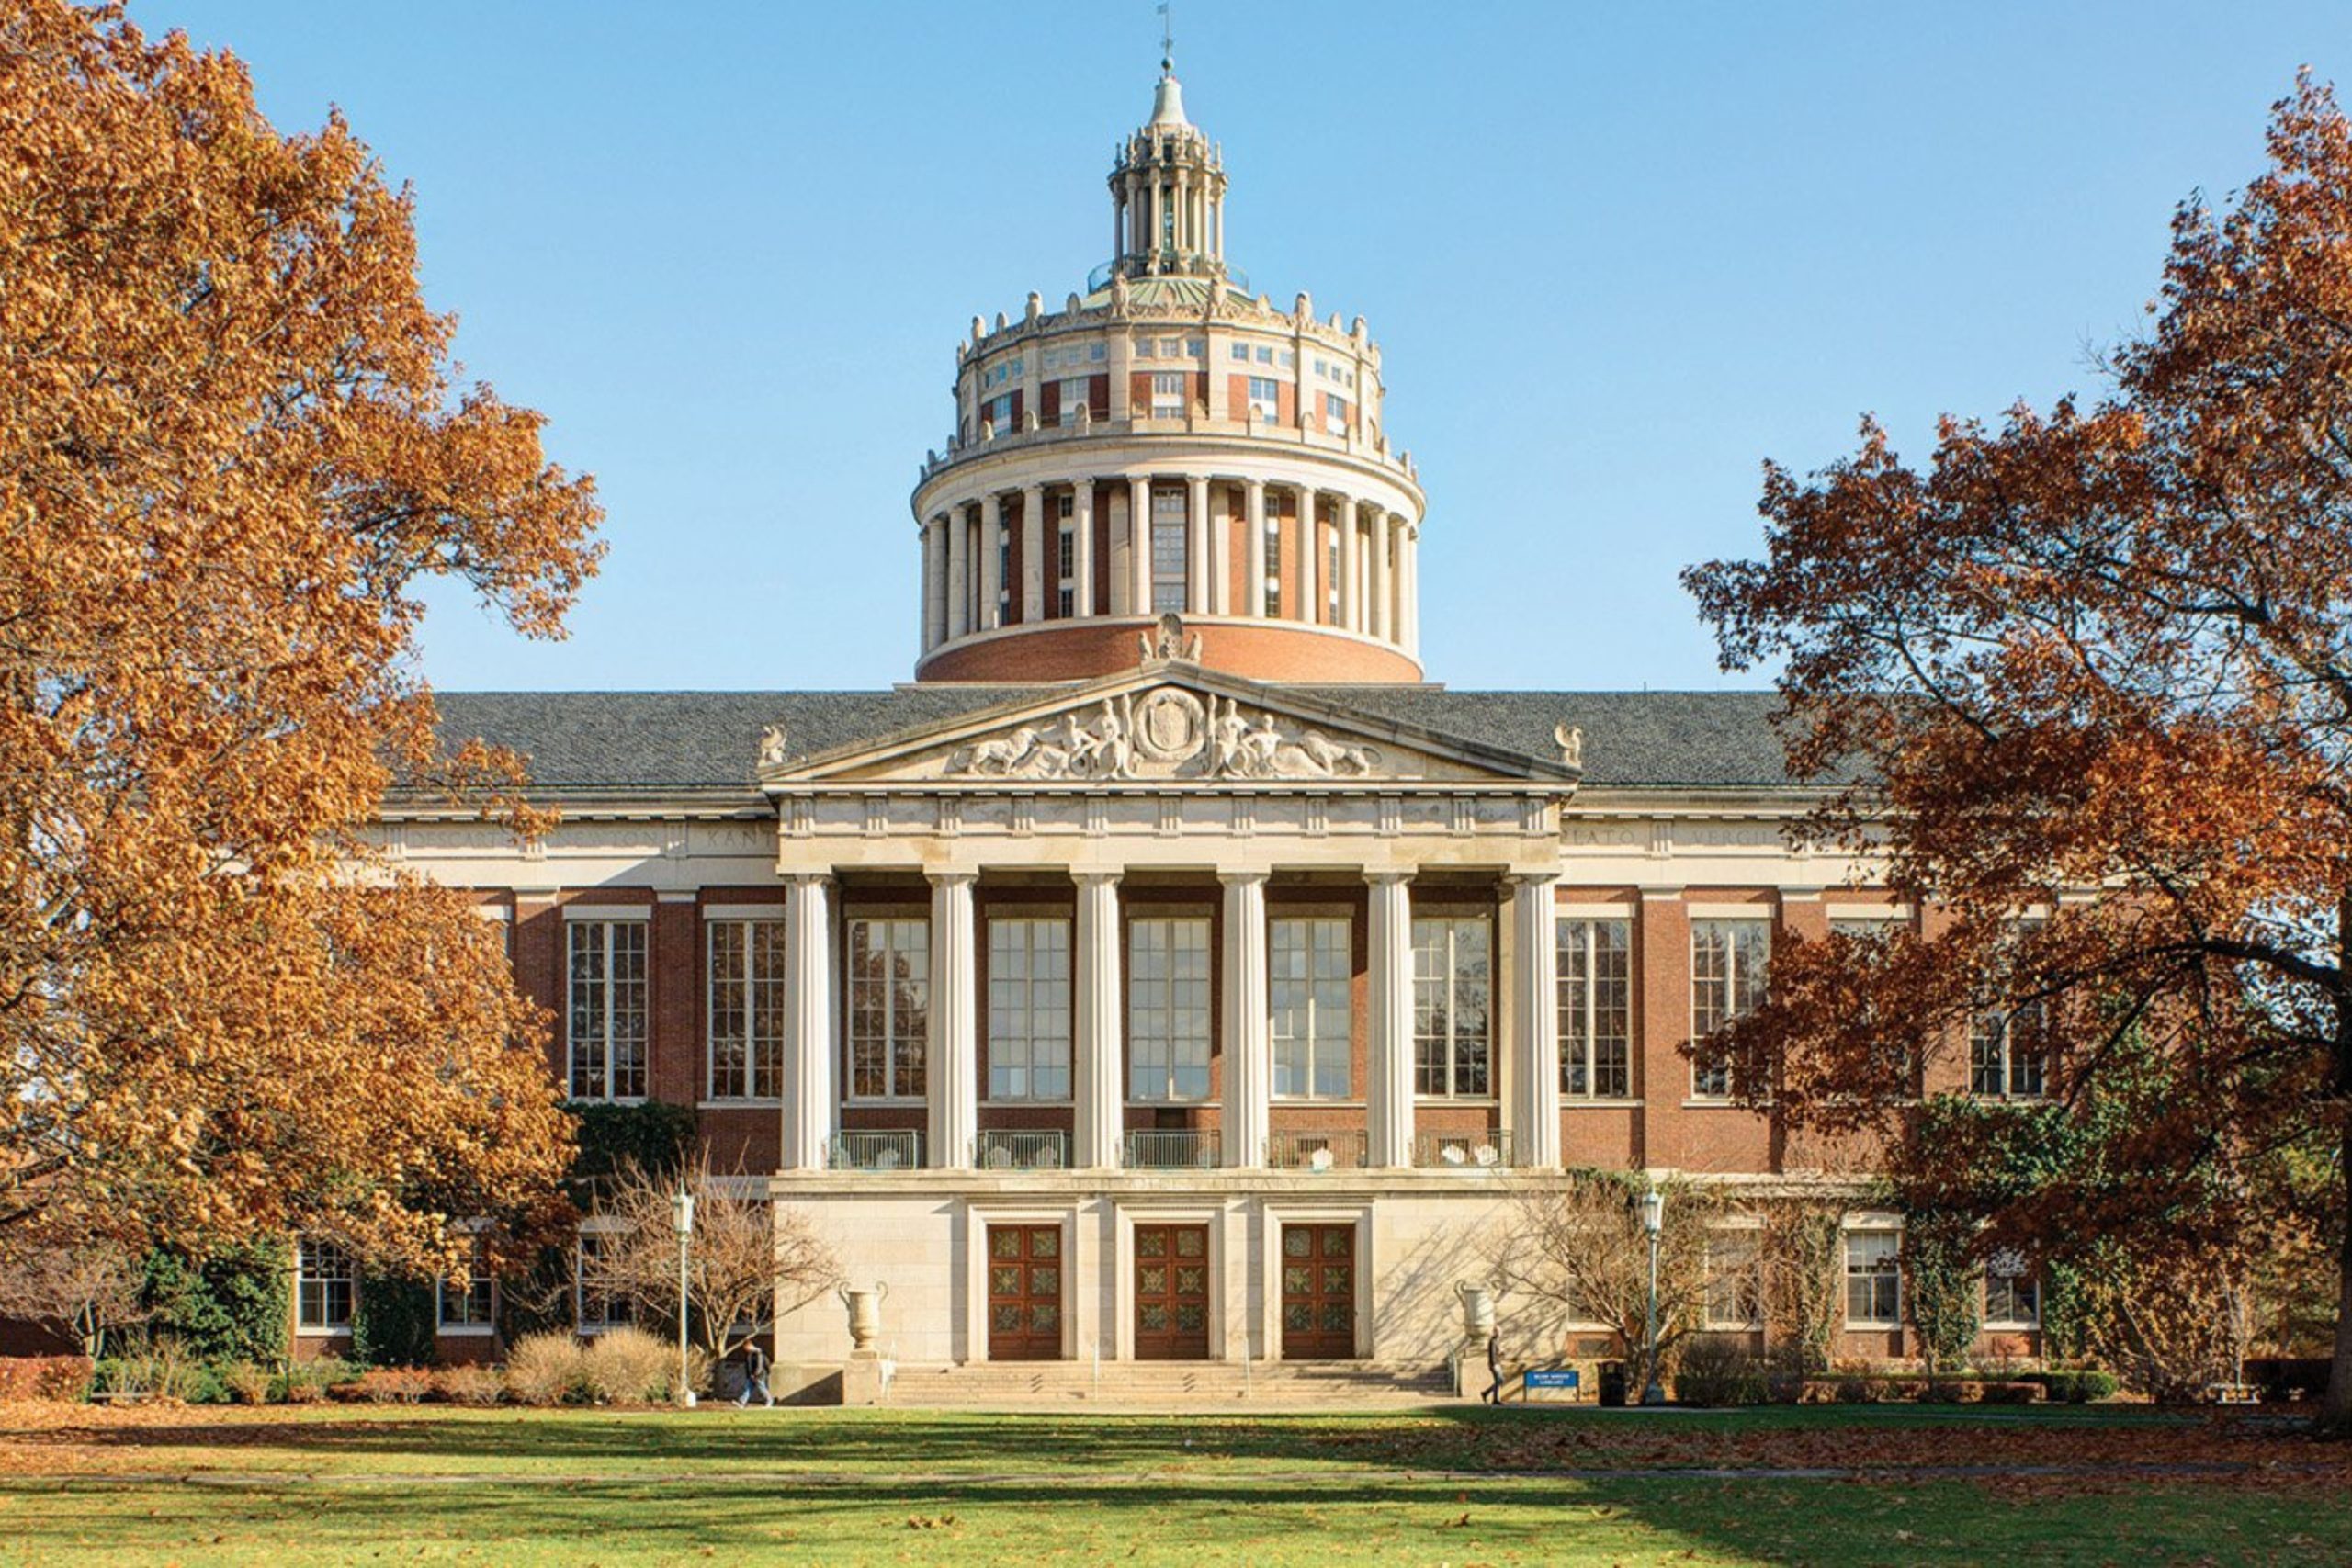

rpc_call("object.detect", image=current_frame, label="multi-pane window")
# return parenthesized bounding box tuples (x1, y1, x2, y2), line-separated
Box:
(568, 919, 648, 1100)
(989, 918, 1071, 1100)
(437, 1235, 493, 1330)
(707, 917, 786, 1100)
(575, 1231, 633, 1334)
(1247, 375, 1280, 419)
(1150, 370, 1188, 418)
(1412, 916, 1491, 1097)
(1325, 532, 1340, 620)
(298, 1240, 355, 1332)
(983, 391, 1013, 432)
(848, 917, 929, 1100)
(1129, 916, 1211, 1101)
(1830, 917, 1911, 1090)
(1702, 1231, 1763, 1328)
(1056, 492, 1078, 618)
(1230, 342, 1250, 362)
(1984, 1254, 2040, 1327)
(1322, 390, 1348, 434)
(1262, 515, 1283, 615)
(1150, 488, 1188, 613)
(997, 527, 1012, 622)
(1844, 1230, 1902, 1326)
(1690, 919, 1769, 1098)
(1057, 376, 1088, 427)
(1558, 918, 1631, 1097)
(1970, 1007, 2048, 1098)
(1272, 917, 1351, 1099)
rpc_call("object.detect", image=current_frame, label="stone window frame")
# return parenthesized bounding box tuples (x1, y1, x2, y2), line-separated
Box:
(987, 914, 1074, 1103)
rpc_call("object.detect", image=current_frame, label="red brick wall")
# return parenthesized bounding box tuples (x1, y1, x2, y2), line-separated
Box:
(650, 900, 697, 1107)
(914, 618, 1422, 684)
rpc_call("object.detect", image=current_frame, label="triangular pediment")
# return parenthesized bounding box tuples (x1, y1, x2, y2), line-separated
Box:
(761, 664, 1581, 788)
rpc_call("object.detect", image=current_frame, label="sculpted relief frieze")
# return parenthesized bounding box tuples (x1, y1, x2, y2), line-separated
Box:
(944, 687, 1385, 783)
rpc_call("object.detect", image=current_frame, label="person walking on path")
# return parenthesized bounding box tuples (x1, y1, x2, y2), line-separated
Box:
(737, 1339, 774, 1408)
(1482, 1325, 1505, 1405)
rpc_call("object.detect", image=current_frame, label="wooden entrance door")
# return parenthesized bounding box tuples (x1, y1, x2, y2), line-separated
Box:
(1134, 1224, 1211, 1359)
(1280, 1224, 1358, 1359)
(986, 1224, 1064, 1360)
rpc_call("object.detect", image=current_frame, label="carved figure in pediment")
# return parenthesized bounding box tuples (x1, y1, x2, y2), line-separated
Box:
(759, 723, 789, 770)
(1209, 697, 1250, 777)
(1139, 612, 1202, 663)
(945, 695, 1139, 781)
(1132, 687, 1206, 764)
(951, 727, 1043, 775)
(1555, 722, 1584, 770)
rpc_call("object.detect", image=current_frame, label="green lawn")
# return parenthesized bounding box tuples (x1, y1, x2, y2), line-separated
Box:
(2, 1404, 2345, 1565)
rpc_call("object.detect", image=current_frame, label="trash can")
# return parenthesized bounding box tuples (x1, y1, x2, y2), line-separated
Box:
(1599, 1361, 1628, 1407)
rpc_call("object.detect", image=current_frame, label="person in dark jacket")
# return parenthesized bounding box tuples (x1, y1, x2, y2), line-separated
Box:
(737, 1339, 774, 1408)
(1482, 1326, 1504, 1404)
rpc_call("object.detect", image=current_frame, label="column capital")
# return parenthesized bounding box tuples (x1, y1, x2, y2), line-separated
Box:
(784, 871, 836, 890)
(1216, 867, 1272, 887)
(1072, 868, 1124, 889)
(925, 869, 979, 889)
(1507, 869, 1563, 889)
(1363, 868, 1415, 887)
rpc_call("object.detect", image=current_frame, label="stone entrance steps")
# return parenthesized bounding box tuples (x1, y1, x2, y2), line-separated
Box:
(884, 1359, 1454, 1407)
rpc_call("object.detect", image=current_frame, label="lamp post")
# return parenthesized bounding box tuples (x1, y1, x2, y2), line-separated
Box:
(671, 1188, 696, 1408)
(1639, 1187, 1666, 1406)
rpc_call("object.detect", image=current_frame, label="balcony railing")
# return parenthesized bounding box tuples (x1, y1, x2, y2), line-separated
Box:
(828, 1130, 922, 1171)
(1414, 1129, 1513, 1170)
(1124, 1128, 1221, 1170)
(1267, 1130, 1367, 1171)
(977, 1129, 1069, 1171)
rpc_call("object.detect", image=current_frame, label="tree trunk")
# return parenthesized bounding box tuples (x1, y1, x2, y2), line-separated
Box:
(2326, 1104, 2352, 1435)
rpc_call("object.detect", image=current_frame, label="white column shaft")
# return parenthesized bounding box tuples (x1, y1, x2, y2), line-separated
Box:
(1369, 511, 1393, 641)
(1074, 482, 1096, 616)
(927, 872, 978, 1169)
(1185, 473, 1211, 615)
(1210, 483, 1233, 615)
(979, 493, 1003, 630)
(1020, 484, 1046, 624)
(1220, 873, 1270, 1168)
(1128, 475, 1153, 614)
(1366, 872, 1416, 1168)
(1509, 874, 1563, 1168)
(946, 510, 969, 640)
(1244, 479, 1268, 617)
(783, 874, 835, 1171)
(1338, 496, 1362, 633)
(1295, 489, 1318, 624)
(1075, 874, 1125, 1168)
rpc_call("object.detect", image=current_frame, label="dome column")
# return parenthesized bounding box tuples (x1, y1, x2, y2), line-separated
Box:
(1369, 507, 1393, 642)
(1294, 486, 1318, 624)
(980, 492, 1004, 630)
(945, 505, 970, 640)
(1127, 475, 1152, 613)
(1073, 480, 1096, 616)
(1339, 495, 1363, 634)
(1185, 473, 1210, 615)
(1021, 482, 1046, 624)
(1244, 479, 1268, 617)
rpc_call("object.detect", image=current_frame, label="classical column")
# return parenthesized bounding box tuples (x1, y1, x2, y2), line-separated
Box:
(1295, 488, 1318, 624)
(1128, 475, 1152, 614)
(919, 518, 940, 651)
(1074, 872, 1124, 1169)
(926, 871, 978, 1169)
(1220, 871, 1271, 1168)
(1210, 482, 1233, 615)
(1073, 481, 1096, 616)
(1369, 509, 1393, 642)
(979, 492, 1003, 630)
(1185, 473, 1211, 615)
(1338, 495, 1362, 633)
(1508, 873, 1563, 1169)
(1020, 483, 1046, 624)
(782, 874, 836, 1172)
(1401, 524, 1419, 653)
(1365, 871, 1417, 1168)
(946, 507, 969, 640)
(1244, 479, 1268, 618)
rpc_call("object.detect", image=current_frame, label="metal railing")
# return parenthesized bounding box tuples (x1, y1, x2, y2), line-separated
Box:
(976, 1129, 1069, 1171)
(1123, 1128, 1221, 1170)
(1414, 1129, 1514, 1169)
(828, 1130, 922, 1171)
(1267, 1130, 1366, 1171)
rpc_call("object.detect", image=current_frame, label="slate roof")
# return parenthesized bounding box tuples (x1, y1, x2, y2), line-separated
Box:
(426, 686, 1804, 794)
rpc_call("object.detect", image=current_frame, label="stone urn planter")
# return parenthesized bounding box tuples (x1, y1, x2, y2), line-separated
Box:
(840, 1281, 889, 1352)
(1455, 1280, 1496, 1339)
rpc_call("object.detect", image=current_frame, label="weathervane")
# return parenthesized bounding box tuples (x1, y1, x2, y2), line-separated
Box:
(1157, 0, 1173, 74)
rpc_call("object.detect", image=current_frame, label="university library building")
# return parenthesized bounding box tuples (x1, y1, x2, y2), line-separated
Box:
(356, 66, 2044, 1392)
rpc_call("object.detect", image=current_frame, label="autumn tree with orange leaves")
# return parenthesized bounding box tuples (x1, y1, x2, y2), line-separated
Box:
(1685, 74, 2352, 1431)
(0, 3, 602, 1275)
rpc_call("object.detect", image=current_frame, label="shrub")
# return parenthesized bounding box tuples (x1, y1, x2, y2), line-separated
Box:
(0, 1356, 96, 1403)
(433, 1364, 505, 1406)
(222, 1361, 272, 1405)
(582, 1325, 676, 1405)
(141, 1244, 291, 1365)
(1926, 1378, 1985, 1404)
(1982, 1380, 2044, 1404)
(504, 1333, 587, 1406)
(1672, 1339, 1770, 1406)
(334, 1367, 433, 1404)
(2075, 1369, 2120, 1402)
(349, 1272, 438, 1370)
(272, 1356, 352, 1404)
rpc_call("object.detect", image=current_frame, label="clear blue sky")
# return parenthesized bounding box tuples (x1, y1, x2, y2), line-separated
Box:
(142, 0, 2343, 694)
